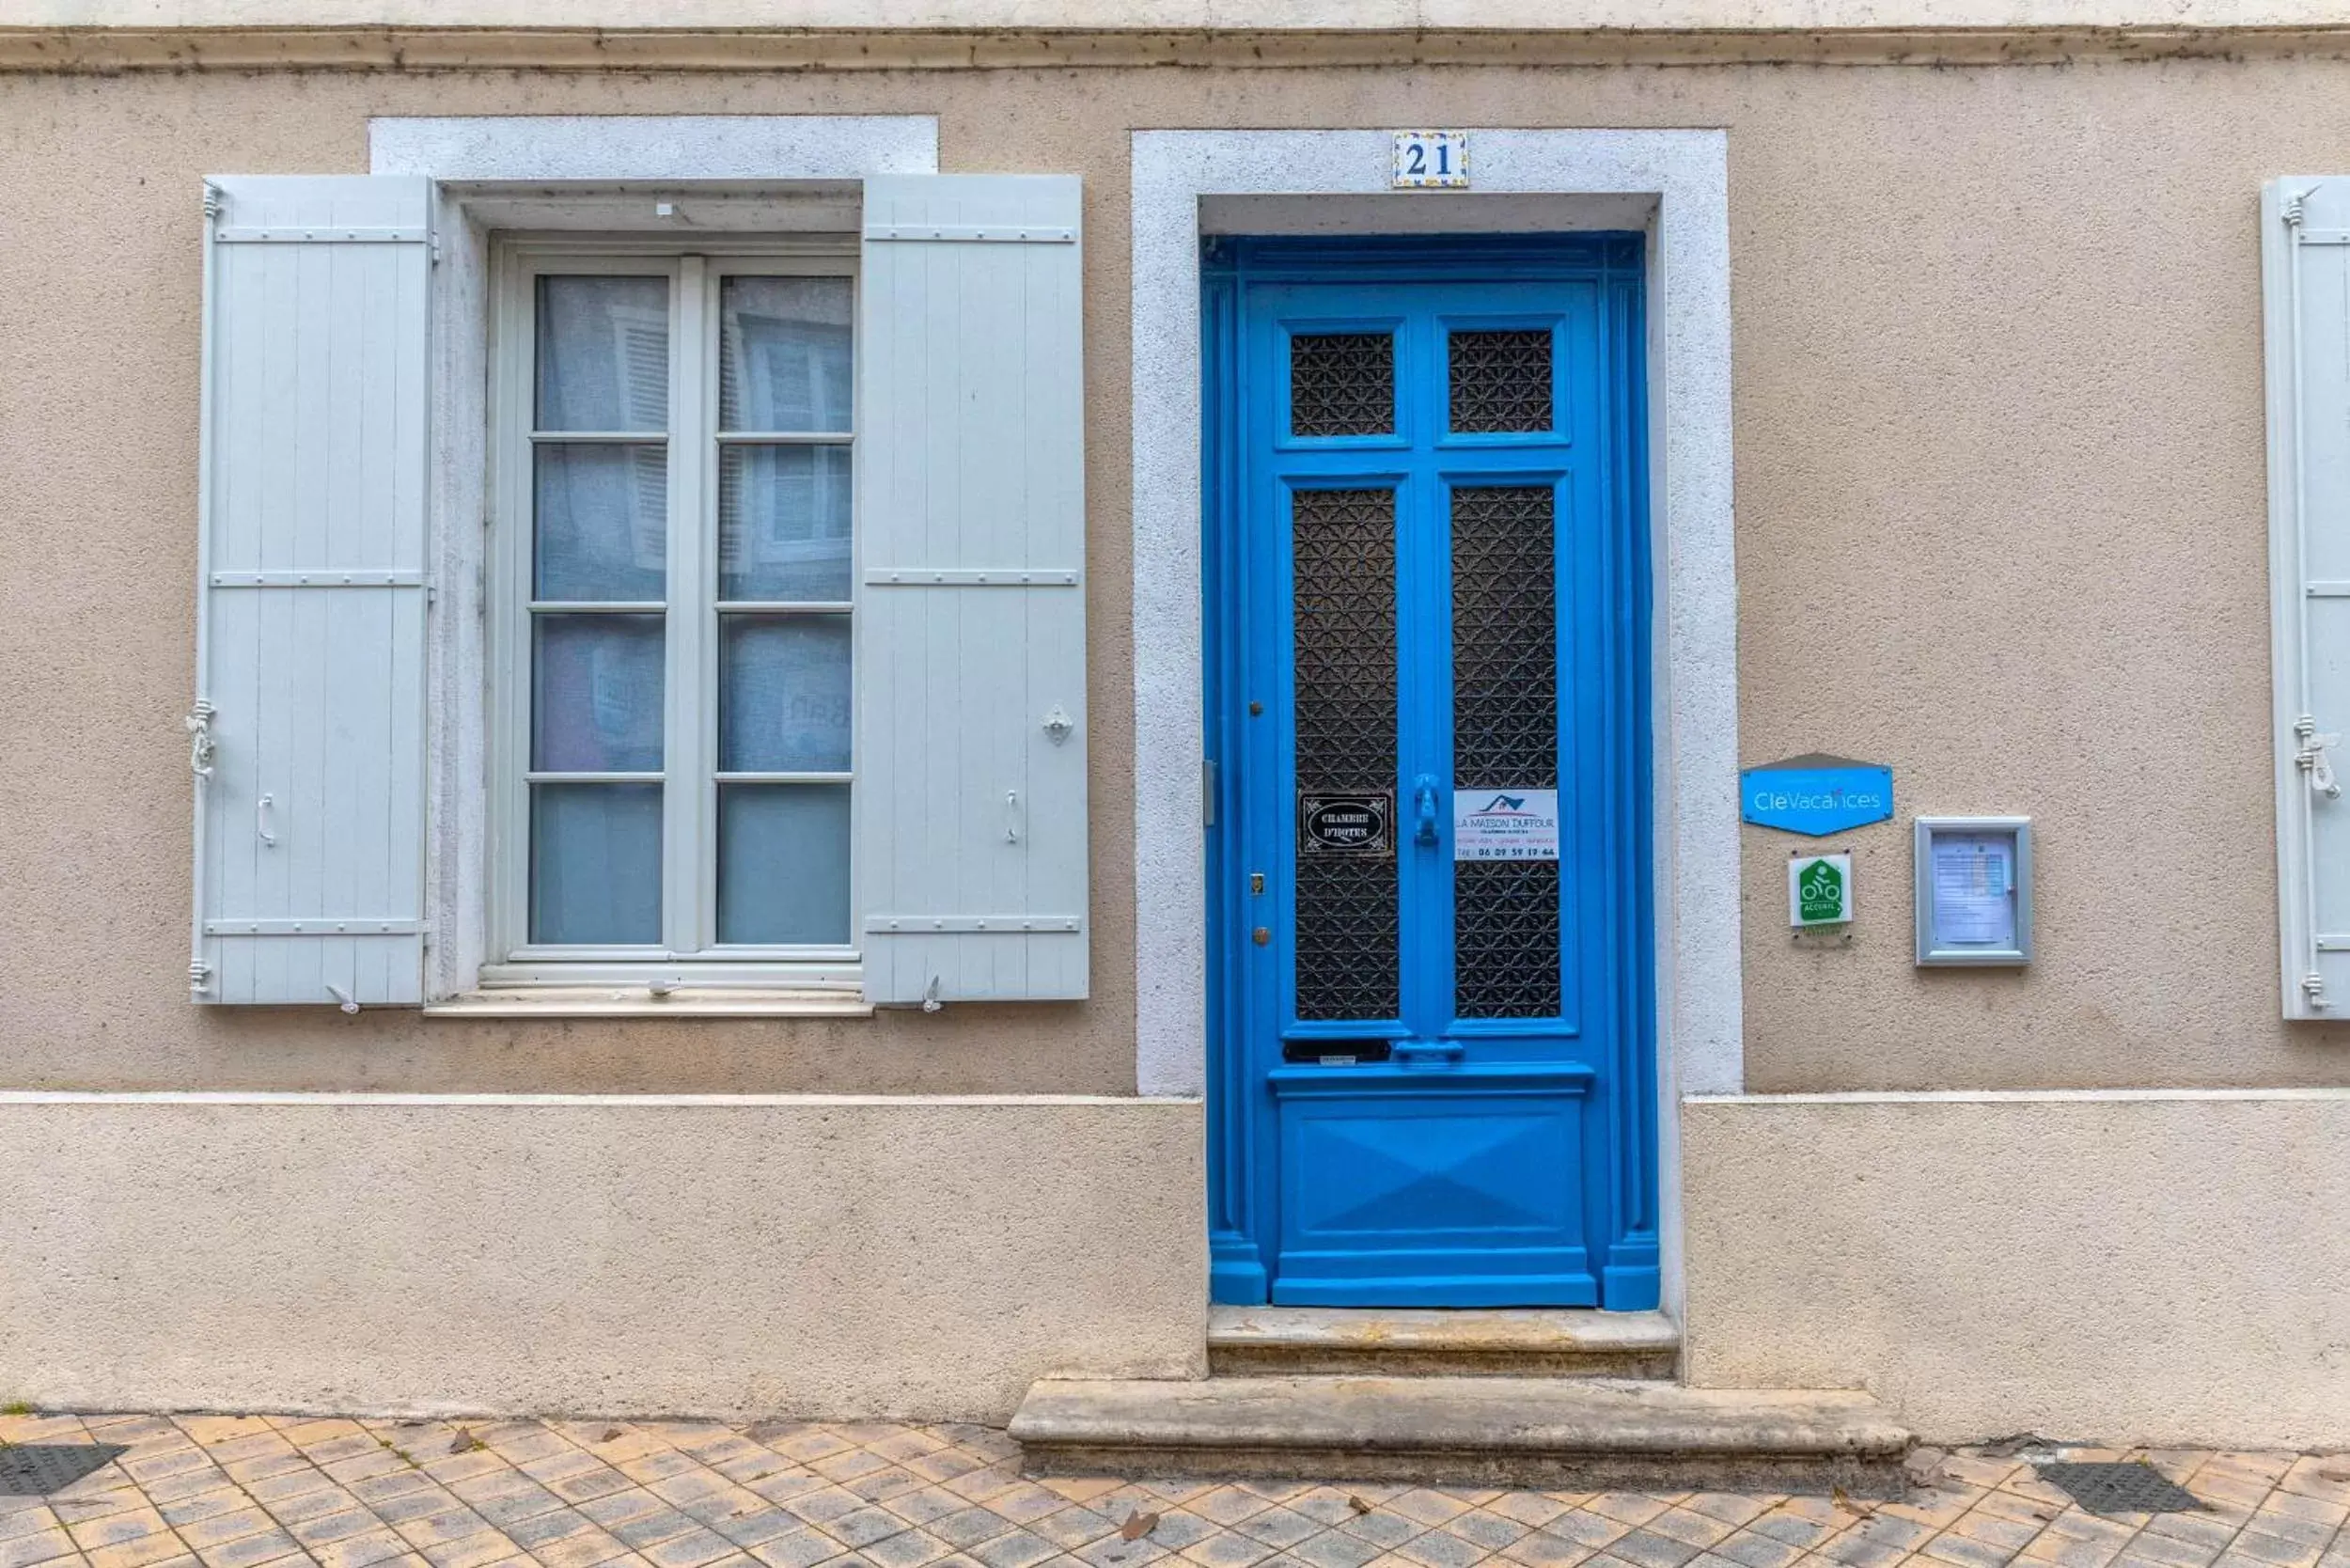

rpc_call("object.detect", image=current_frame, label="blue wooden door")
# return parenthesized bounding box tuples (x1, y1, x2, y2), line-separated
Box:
(1204, 236, 1658, 1309)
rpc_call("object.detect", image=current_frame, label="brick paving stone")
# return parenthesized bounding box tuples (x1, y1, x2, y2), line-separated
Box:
(1182, 1530, 1287, 1568)
(1711, 1531, 1809, 1568)
(640, 1529, 746, 1568)
(1606, 1529, 1706, 1568)
(0, 1509, 59, 1547)
(965, 1529, 1064, 1568)
(0, 1526, 78, 1568)
(1193, 1491, 1282, 1529)
(1590, 1502, 1675, 1532)
(1339, 1513, 1435, 1555)
(1497, 1533, 1601, 1568)
(194, 1524, 307, 1567)
(744, 1527, 845, 1568)
(1544, 1513, 1637, 1552)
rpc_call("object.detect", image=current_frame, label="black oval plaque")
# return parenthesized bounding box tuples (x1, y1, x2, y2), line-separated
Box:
(1300, 792, 1392, 856)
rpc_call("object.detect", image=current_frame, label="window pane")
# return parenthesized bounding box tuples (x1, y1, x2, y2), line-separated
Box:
(530, 782, 662, 945)
(719, 446, 852, 602)
(536, 275, 669, 432)
(717, 783, 851, 945)
(532, 614, 665, 772)
(719, 616, 852, 773)
(720, 275, 853, 432)
(535, 444, 666, 602)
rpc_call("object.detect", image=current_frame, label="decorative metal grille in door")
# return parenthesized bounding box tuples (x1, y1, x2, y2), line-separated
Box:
(1292, 487, 1401, 1021)
(1451, 484, 1563, 1018)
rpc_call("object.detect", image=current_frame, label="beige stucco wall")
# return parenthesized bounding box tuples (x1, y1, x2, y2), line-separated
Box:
(0, 1094, 1206, 1419)
(1681, 1092, 2350, 1446)
(3, 52, 2350, 1093)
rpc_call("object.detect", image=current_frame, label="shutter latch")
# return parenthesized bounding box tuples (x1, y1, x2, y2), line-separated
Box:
(2295, 716, 2342, 799)
(185, 700, 216, 777)
(2305, 972, 2330, 1009)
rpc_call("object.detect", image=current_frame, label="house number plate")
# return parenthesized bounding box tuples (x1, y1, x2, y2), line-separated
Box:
(1300, 793, 1393, 856)
(1392, 130, 1469, 189)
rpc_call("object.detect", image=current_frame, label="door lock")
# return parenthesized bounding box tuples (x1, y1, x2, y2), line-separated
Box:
(1253, 927, 1271, 946)
(1250, 872, 1265, 896)
(1414, 775, 1440, 845)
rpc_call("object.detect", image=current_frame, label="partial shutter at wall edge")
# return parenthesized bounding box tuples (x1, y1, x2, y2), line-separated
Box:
(854, 174, 1089, 1004)
(192, 175, 434, 1006)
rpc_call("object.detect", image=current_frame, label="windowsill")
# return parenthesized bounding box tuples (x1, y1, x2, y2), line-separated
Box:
(426, 985, 875, 1019)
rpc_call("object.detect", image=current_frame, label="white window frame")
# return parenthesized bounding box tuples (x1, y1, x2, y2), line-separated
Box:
(484, 234, 862, 991)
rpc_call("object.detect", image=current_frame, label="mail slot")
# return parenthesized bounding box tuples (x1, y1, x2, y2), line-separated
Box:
(1282, 1039, 1394, 1065)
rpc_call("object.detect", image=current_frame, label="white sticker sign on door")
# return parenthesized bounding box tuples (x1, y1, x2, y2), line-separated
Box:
(1454, 789, 1560, 860)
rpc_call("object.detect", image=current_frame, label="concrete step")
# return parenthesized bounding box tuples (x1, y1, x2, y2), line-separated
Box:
(1208, 1306, 1680, 1379)
(1009, 1374, 1912, 1494)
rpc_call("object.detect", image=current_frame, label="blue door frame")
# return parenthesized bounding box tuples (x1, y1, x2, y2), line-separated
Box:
(1203, 233, 1659, 1309)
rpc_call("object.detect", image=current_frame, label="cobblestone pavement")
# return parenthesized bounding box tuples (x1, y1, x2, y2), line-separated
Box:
(3, 1411, 2346, 1568)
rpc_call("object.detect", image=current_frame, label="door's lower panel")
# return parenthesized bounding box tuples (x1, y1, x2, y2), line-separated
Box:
(1269, 1064, 1598, 1307)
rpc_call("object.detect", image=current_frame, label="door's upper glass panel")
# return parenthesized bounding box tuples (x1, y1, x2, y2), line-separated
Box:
(1449, 328, 1554, 434)
(720, 276, 854, 433)
(1290, 332, 1395, 438)
(1291, 486, 1402, 1021)
(536, 276, 670, 432)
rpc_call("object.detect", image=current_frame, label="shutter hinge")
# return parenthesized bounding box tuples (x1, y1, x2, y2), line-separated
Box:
(2304, 972, 2329, 1009)
(2295, 715, 2342, 799)
(201, 182, 222, 221)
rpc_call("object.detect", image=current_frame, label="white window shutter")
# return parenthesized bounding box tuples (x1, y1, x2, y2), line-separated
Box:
(191, 176, 432, 1006)
(854, 175, 1088, 1003)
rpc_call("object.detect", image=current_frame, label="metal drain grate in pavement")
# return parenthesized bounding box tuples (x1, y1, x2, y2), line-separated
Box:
(2036, 1462, 2205, 1514)
(0, 1444, 129, 1496)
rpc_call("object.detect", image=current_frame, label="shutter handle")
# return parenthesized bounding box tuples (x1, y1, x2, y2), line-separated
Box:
(257, 792, 277, 847)
(1004, 789, 1022, 843)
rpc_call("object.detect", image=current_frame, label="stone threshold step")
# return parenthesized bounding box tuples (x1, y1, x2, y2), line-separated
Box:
(1208, 1306, 1679, 1378)
(1009, 1374, 1912, 1495)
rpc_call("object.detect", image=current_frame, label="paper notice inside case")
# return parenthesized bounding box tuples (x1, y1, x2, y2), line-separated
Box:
(1931, 831, 2015, 947)
(1454, 789, 1560, 861)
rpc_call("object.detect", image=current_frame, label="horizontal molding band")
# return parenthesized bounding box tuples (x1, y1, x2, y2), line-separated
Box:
(14, 25, 2350, 72)
(1686, 1087, 2350, 1105)
(205, 917, 425, 935)
(0, 1090, 1199, 1107)
(865, 915, 1084, 933)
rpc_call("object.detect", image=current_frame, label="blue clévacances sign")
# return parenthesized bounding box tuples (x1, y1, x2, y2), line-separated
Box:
(1741, 753, 1894, 837)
